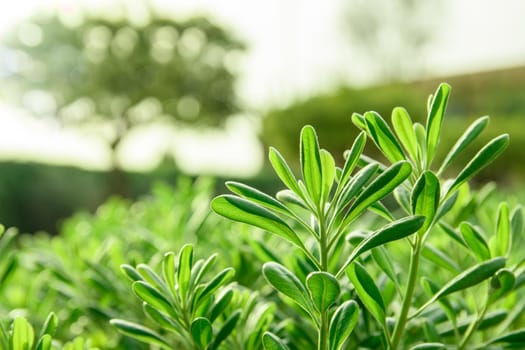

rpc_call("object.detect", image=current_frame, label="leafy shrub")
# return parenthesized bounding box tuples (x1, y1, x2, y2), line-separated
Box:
(1, 83, 525, 349)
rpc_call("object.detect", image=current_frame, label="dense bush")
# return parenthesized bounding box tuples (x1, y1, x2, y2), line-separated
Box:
(1, 83, 525, 349)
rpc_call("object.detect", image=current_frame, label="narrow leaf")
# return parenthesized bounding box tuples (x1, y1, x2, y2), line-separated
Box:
(133, 281, 174, 317)
(177, 244, 193, 303)
(196, 268, 235, 306)
(262, 262, 315, 316)
(372, 247, 400, 293)
(460, 222, 491, 261)
(11, 317, 34, 350)
(338, 216, 424, 277)
(422, 244, 461, 272)
(339, 132, 367, 189)
(191, 318, 213, 350)
(262, 332, 290, 350)
(365, 111, 405, 162)
(35, 334, 52, 350)
(489, 269, 515, 303)
(306, 271, 340, 312)
(211, 195, 303, 248)
(329, 300, 359, 350)
(269, 147, 301, 195)
(486, 328, 525, 345)
(209, 310, 241, 350)
(426, 83, 451, 165)
(301, 125, 323, 205)
(413, 257, 506, 317)
(351, 112, 367, 130)
(439, 116, 489, 174)
(496, 202, 510, 257)
(447, 134, 509, 196)
(347, 262, 386, 326)
(110, 319, 170, 349)
(342, 161, 412, 228)
(162, 252, 176, 297)
(226, 181, 291, 216)
(410, 343, 445, 350)
(411, 171, 440, 233)
(320, 149, 336, 202)
(392, 107, 418, 161)
(337, 163, 379, 209)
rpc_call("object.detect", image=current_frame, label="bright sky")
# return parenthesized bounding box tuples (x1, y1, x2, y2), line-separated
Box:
(0, 0, 524, 176)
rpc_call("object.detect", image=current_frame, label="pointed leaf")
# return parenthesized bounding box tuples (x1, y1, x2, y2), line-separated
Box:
(35, 334, 52, 350)
(162, 252, 176, 297)
(339, 132, 367, 189)
(413, 257, 506, 317)
(306, 271, 340, 312)
(209, 310, 241, 350)
(133, 281, 174, 317)
(426, 83, 451, 165)
(410, 343, 445, 350)
(487, 328, 525, 345)
(191, 318, 213, 349)
(371, 247, 400, 293)
(262, 332, 290, 350)
(447, 134, 509, 196)
(177, 244, 193, 303)
(439, 116, 489, 174)
(38, 312, 58, 339)
(110, 319, 171, 349)
(422, 244, 460, 272)
(226, 181, 291, 216)
(276, 190, 308, 209)
(414, 122, 427, 166)
(489, 269, 515, 303)
(262, 262, 315, 316)
(347, 262, 385, 326)
(338, 216, 424, 277)
(211, 195, 303, 248)
(300, 125, 323, 205)
(512, 205, 523, 243)
(320, 149, 335, 202)
(342, 161, 412, 228)
(329, 300, 359, 350)
(392, 107, 418, 161)
(496, 202, 510, 257)
(351, 112, 367, 130)
(460, 222, 491, 261)
(269, 147, 301, 195)
(411, 171, 440, 233)
(337, 163, 378, 209)
(196, 267, 235, 306)
(365, 111, 405, 163)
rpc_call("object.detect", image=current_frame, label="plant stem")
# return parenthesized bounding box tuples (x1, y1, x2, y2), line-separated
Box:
(458, 298, 488, 350)
(318, 212, 330, 350)
(390, 237, 422, 350)
(318, 310, 329, 350)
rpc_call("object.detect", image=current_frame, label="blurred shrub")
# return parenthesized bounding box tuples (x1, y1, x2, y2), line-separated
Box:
(261, 68, 525, 186)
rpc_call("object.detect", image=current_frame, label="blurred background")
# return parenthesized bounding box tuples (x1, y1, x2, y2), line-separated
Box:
(0, 0, 524, 233)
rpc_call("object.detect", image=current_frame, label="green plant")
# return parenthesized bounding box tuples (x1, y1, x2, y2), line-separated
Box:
(210, 83, 525, 349)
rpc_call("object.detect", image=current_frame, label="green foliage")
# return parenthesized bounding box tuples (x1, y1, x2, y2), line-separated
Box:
(1, 82, 524, 350)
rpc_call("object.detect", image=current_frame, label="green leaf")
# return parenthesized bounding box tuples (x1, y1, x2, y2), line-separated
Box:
(342, 161, 412, 228)
(371, 247, 400, 293)
(38, 312, 58, 339)
(35, 334, 52, 350)
(489, 269, 515, 303)
(11, 317, 34, 350)
(320, 149, 335, 202)
(209, 310, 241, 350)
(338, 216, 424, 277)
(276, 190, 308, 209)
(196, 267, 235, 306)
(191, 318, 213, 349)
(414, 122, 427, 167)
(511, 205, 523, 243)
(422, 244, 461, 272)
(306, 271, 340, 312)
(337, 163, 379, 209)
(209, 288, 234, 322)
(142, 303, 182, 333)
(226, 181, 291, 216)
(269, 147, 301, 195)
(110, 319, 170, 349)
(347, 262, 386, 326)
(351, 112, 367, 130)
(426, 83, 451, 165)
(120, 264, 143, 282)
(177, 244, 193, 303)
(439, 222, 466, 248)
(496, 202, 510, 257)
(262, 262, 315, 317)
(329, 300, 359, 350)
(300, 125, 323, 205)
(438, 116, 489, 174)
(262, 332, 290, 350)
(162, 252, 176, 297)
(365, 111, 405, 163)
(133, 281, 174, 317)
(447, 134, 509, 196)
(413, 257, 506, 317)
(486, 328, 525, 345)
(339, 132, 367, 189)
(421, 278, 456, 329)
(411, 171, 440, 233)
(410, 343, 445, 350)
(211, 195, 303, 248)
(392, 107, 418, 161)
(460, 222, 491, 261)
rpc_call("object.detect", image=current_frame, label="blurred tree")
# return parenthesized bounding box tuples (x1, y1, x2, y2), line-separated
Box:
(0, 6, 244, 194)
(344, 0, 441, 81)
